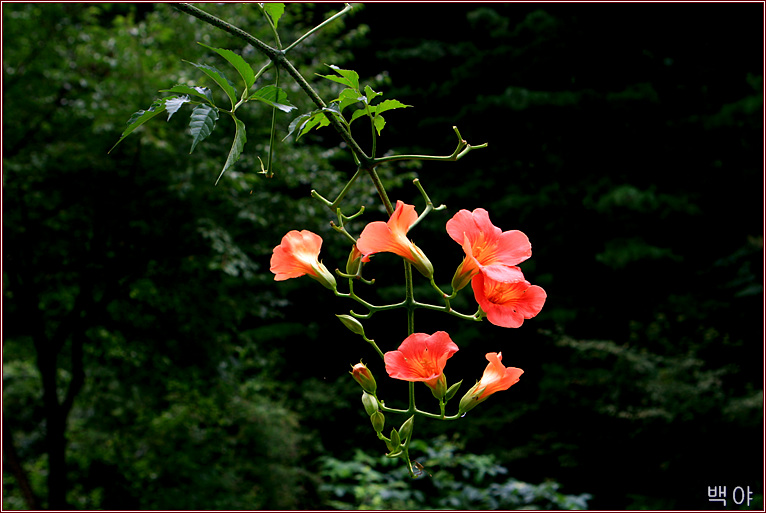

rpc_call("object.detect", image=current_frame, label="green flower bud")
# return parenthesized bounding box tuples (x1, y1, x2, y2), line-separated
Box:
(370, 411, 385, 433)
(346, 245, 363, 275)
(389, 427, 401, 449)
(361, 391, 378, 416)
(398, 415, 414, 443)
(458, 382, 485, 414)
(337, 314, 365, 337)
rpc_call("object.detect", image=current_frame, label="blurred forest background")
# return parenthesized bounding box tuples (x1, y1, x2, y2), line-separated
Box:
(3, 3, 763, 510)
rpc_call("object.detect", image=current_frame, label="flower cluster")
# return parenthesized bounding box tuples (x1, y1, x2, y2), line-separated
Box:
(271, 199, 546, 473)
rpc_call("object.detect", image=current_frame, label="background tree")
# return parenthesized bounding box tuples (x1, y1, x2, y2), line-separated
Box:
(3, 3, 762, 510)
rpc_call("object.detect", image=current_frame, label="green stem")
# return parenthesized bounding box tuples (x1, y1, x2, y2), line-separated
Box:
(371, 126, 487, 166)
(283, 3, 354, 53)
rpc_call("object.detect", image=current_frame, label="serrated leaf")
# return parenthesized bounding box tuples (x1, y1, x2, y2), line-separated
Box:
(160, 85, 214, 105)
(284, 112, 313, 141)
(165, 95, 190, 120)
(374, 98, 412, 116)
(293, 111, 330, 140)
(215, 117, 246, 185)
(198, 43, 256, 92)
(263, 3, 285, 29)
(189, 104, 219, 153)
(108, 98, 170, 153)
(333, 88, 364, 113)
(374, 114, 386, 135)
(364, 85, 382, 104)
(349, 108, 368, 125)
(184, 60, 238, 109)
(248, 85, 295, 112)
(317, 64, 359, 91)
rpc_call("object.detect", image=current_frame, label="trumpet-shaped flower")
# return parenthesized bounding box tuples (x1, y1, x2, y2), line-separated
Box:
(471, 267, 546, 328)
(459, 352, 523, 413)
(446, 208, 532, 287)
(356, 200, 433, 278)
(384, 332, 458, 393)
(270, 230, 336, 290)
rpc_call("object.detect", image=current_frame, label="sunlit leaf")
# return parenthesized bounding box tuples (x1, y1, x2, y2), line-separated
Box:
(248, 85, 296, 112)
(160, 85, 214, 105)
(189, 104, 219, 153)
(364, 85, 381, 104)
(109, 98, 171, 153)
(198, 43, 256, 92)
(349, 108, 368, 125)
(284, 112, 313, 141)
(333, 88, 363, 113)
(165, 95, 190, 121)
(374, 114, 386, 135)
(184, 60, 238, 109)
(374, 99, 412, 116)
(216, 116, 246, 185)
(262, 3, 285, 29)
(317, 64, 359, 91)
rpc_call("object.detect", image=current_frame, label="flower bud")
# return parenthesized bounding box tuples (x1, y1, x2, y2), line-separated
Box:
(398, 415, 414, 443)
(309, 262, 337, 291)
(351, 363, 377, 394)
(370, 411, 385, 433)
(389, 427, 401, 449)
(337, 315, 365, 337)
(361, 391, 378, 416)
(346, 245, 364, 275)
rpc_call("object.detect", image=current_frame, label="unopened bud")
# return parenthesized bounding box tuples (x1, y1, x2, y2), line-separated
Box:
(361, 391, 378, 416)
(351, 362, 377, 394)
(370, 411, 385, 433)
(337, 315, 365, 337)
(346, 245, 364, 275)
(398, 415, 414, 442)
(389, 427, 401, 449)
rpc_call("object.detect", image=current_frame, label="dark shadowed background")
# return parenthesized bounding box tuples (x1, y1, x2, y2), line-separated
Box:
(3, 3, 763, 510)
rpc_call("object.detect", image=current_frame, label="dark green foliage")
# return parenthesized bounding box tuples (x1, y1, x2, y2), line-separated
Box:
(319, 436, 592, 509)
(3, 2, 762, 511)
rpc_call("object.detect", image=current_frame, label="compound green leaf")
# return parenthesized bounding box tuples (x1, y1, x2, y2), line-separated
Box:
(109, 97, 171, 153)
(216, 116, 247, 185)
(333, 88, 363, 113)
(317, 64, 359, 91)
(284, 112, 313, 141)
(349, 108, 368, 125)
(374, 114, 386, 135)
(165, 95, 190, 121)
(297, 111, 330, 140)
(160, 85, 214, 105)
(364, 85, 382, 104)
(198, 43, 256, 92)
(189, 104, 219, 154)
(262, 3, 285, 29)
(184, 60, 238, 109)
(374, 99, 412, 116)
(248, 85, 296, 112)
